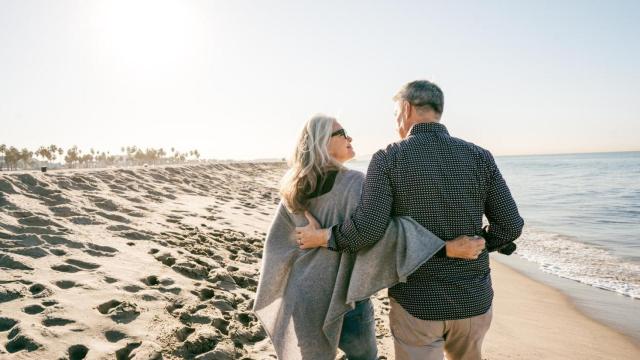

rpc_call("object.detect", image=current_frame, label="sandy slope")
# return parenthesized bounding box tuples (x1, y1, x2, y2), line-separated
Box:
(0, 163, 285, 359)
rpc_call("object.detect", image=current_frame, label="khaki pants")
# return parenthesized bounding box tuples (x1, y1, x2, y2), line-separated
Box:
(389, 298, 493, 360)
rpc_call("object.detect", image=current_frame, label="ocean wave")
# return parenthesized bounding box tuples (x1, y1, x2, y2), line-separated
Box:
(514, 226, 640, 299)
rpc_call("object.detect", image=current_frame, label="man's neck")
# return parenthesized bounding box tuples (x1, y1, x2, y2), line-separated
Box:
(406, 119, 439, 136)
(414, 118, 440, 125)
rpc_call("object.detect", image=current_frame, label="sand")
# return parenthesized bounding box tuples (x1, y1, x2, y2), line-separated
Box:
(0, 163, 637, 359)
(484, 259, 640, 359)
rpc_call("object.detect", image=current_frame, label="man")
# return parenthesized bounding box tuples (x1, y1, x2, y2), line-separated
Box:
(296, 80, 524, 360)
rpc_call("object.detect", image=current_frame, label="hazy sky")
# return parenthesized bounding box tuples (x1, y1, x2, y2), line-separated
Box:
(1, 0, 638, 160)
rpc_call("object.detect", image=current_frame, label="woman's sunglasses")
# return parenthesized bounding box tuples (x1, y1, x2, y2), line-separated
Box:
(331, 128, 348, 139)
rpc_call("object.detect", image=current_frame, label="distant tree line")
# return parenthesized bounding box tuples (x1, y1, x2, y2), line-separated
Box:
(0, 144, 201, 171)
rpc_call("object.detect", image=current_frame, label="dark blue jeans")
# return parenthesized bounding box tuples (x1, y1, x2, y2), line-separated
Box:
(338, 298, 378, 360)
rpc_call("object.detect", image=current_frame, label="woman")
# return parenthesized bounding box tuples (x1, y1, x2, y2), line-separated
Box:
(253, 115, 448, 359)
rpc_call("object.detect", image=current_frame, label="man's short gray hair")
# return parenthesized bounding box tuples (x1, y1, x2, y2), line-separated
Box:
(393, 80, 444, 115)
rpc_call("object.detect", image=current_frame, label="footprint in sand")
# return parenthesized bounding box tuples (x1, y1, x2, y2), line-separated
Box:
(121, 231, 153, 241)
(69, 216, 103, 225)
(28, 283, 47, 295)
(92, 198, 120, 212)
(105, 329, 127, 343)
(177, 329, 224, 358)
(23, 304, 45, 315)
(115, 342, 141, 360)
(0, 317, 18, 332)
(49, 205, 82, 217)
(140, 275, 160, 286)
(49, 248, 67, 256)
(55, 280, 79, 289)
(51, 264, 82, 273)
(5, 334, 41, 353)
(42, 300, 58, 307)
(192, 287, 215, 301)
(86, 243, 118, 253)
(122, 284, 144, 293)
(84, 249, 116, 257)
(104, 276, 119, 284)
(97, 300, 140, 324)
(65, 258, 101, 270)
(0, 254, 34, 270)
(95, 211, 130, 223)
(0, 284, 25, 303)
(67, 344, 89, 360)
(154, 252, 177, 267)
(175, 326, 195, 341)
(41, 235, 84, 249)
(16, 215, 60, 228)
(42, 317, 75, 327)
(211, 318, 230, 335)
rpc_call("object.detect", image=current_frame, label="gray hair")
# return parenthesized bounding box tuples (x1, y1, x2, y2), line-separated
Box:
(393, 80, 444, 115)
(280, 114, 343, 213)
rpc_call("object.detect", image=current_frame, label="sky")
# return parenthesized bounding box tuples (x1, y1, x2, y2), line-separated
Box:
(1, 0, 639, 160)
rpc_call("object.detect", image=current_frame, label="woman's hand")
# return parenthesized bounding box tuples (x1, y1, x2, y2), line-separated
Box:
(295, 211, 330, 249)
(445, 235, 486, 259)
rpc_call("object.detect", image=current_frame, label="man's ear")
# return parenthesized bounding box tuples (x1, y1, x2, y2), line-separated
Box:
(403, 100, 412, 119)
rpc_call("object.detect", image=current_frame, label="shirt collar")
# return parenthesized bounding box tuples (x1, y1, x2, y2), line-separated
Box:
(409, 122, 449, 136)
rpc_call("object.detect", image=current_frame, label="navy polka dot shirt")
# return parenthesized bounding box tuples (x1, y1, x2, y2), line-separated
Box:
(329, 122, 524, 320)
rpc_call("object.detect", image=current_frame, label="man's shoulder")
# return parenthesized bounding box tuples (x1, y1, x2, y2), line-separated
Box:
(373, 140, 403, 161)
(449, 136, 494, 160)
(374, 135, 494, 163)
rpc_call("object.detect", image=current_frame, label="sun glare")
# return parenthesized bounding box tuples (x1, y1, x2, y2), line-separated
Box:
(89, 0, 204, 72)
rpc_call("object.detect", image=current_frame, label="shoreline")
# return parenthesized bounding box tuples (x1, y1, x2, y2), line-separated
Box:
(484, 256, 640, 359)
(493, 253, 640, 345)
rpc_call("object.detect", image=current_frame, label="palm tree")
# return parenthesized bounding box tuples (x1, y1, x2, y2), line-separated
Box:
(0, 144, 6, 170)
(47, 145, 60, 164)
(35, 146, 50, 165)
(157, 148, 166, 164)
(19, 148, 33, 170)
(5, 147, 20, 170)
(65, 146, 80, 168)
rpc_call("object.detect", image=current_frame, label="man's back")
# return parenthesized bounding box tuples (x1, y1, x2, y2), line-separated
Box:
(331, 122, 524, 320)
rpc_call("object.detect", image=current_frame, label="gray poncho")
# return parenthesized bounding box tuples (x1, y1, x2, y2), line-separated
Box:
(254, 169, 444, 359)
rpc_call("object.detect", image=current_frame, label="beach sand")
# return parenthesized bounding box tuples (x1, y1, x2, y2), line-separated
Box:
(483, 259, 640, 359)
(0, 163, 637, 359)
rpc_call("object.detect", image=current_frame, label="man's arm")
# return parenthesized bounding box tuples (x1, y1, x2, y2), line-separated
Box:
(483, 151, 524, 252)
(296, 149, 489, 259)
(328, 150, 394, 253)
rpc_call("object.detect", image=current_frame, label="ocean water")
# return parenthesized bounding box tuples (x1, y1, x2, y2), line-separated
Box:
(347, 151, 640, 300)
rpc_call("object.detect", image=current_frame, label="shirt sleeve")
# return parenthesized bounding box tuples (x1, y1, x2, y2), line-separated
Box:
(483, 151, 525, 251)
(329, 150, 394, 253)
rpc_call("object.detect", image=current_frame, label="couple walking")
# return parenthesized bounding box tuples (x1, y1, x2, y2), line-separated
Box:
(254, 80, 524, 360)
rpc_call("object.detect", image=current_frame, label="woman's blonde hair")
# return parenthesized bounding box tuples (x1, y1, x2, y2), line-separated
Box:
(280, 114, 343, 213)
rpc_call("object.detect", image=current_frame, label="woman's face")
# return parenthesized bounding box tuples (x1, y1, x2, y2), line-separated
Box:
(327, 121, 355, 163)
